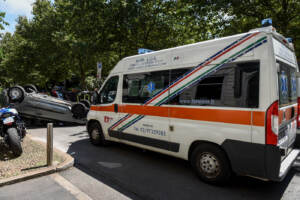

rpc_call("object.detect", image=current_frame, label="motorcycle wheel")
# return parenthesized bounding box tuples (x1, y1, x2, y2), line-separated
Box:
(7, 128, 23, 156)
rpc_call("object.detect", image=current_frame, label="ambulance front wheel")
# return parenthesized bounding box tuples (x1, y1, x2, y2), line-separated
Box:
(88, 122, 108, 146)
(191, 143, 231, 185)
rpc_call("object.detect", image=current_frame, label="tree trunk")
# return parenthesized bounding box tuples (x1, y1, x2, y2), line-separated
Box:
(79, 56, 86, 90)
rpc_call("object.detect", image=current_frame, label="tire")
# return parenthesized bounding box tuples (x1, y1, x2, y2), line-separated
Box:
(7, 86, 25, 103)
(80, 100, 91, 108)
(88, 122, 108, 146)
(191, 143, 231, 185)
(24, 84, 38, 93)
(71, 103, 87, 118)
(7, 128, 23, 156)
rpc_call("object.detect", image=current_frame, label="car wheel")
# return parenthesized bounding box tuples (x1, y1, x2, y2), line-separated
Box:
(24, 84, 38, 93)
(191, 143, 231, 185)
(7, 86, 25, 103)
(71, 103, 87, 118)
(80, 100, 91, 108)
(88, 122, 108, 146)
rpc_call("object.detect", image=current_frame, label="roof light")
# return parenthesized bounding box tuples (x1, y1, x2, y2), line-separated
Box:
(261, 18, 272, 27)
(138, 48, 154, 54)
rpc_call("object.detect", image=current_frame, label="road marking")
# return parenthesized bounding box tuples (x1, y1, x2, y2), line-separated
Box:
(51, 173, 93, 200)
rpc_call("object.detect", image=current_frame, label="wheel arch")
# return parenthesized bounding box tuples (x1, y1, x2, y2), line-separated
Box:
(86, 119, 101, 133)
(188, 140, 231, 166)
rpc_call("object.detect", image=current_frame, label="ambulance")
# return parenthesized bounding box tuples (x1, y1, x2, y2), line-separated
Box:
(87, 21, 300, 184)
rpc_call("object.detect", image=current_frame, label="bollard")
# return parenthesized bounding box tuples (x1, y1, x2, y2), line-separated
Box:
(47, 123, 53, 166)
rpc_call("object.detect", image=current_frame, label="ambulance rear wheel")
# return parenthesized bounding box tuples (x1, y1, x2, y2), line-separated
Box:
(88, 122, 108, 146)
(191, 143, 231, 185)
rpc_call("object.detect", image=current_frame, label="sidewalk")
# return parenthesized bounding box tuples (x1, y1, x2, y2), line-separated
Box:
(0, 173, 84, 200)
(0, 168, 131, 200)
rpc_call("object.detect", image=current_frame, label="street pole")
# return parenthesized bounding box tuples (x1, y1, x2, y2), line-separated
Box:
(47, 123, 53, 166)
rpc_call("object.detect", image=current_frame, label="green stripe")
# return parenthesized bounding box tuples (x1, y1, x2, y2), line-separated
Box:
(118, 115, 144, 131)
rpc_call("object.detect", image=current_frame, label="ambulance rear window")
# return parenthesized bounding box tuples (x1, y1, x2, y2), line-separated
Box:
(278, 61, 297, 107)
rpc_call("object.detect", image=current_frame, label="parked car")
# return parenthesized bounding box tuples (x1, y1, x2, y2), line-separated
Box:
(7, 85, 88, 124)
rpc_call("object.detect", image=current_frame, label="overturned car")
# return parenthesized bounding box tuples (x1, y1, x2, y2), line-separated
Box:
(7, 85, 89, 124)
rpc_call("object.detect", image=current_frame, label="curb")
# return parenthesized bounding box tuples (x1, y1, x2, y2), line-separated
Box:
(0, 135, 74, 187)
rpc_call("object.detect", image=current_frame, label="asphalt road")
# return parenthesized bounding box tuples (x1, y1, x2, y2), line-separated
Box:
(28, 125, 300, 200)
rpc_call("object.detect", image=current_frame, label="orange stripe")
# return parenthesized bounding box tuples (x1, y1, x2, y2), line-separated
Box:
(169, 107, 252, 125)
(120, 105, 169, 118)
(90, 105, 114, 112)
(252, 111, 265, 126)
(91, 105, 265, 126)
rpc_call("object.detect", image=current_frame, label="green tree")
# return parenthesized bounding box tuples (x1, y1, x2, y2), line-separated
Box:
(187, 0, 300, 60)
(0, 11, 8, 31)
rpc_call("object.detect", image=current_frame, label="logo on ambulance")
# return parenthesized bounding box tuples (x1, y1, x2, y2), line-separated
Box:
(104, 116, 113, 123)
(280, 71, 288, 97)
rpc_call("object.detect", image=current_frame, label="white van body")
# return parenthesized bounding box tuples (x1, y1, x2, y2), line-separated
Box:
(87, 26, 299, 183)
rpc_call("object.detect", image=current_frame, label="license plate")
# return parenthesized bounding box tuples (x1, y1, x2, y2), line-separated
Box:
(3, 117, 14, 124)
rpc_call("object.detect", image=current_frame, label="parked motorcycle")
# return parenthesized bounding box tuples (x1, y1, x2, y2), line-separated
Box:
(0, 107, 26, 156)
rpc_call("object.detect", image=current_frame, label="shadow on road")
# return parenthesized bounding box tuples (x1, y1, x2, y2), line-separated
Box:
(66, 138, 298, 200)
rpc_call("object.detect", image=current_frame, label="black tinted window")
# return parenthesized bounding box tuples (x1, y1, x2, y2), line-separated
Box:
(168, 62, 259, 108)
(123, 70, 169, 104)
(99, 76, 119, 104)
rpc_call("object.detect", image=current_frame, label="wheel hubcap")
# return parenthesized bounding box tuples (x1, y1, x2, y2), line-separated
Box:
(10, 89, 21, 99)
(91, 129, 100, 140)
(199, 153, 220, 178)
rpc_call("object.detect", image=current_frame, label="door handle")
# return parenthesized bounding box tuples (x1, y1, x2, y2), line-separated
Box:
(114, 104, 118, 113)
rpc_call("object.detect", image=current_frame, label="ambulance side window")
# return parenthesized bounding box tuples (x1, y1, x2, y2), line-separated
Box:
(99, 76, 119, 104)
(123, 70, 169, 104)
(168, 61, 259, 108)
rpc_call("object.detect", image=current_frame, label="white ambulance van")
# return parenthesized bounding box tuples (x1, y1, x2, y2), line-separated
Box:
(87, 25, 299, 184)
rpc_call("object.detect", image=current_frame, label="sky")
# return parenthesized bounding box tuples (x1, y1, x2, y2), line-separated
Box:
(0, 0, 35, 33)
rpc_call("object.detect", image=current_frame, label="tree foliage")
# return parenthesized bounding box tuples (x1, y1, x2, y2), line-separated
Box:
(0, 11, 8, 31)
(0, 0, 299, 89)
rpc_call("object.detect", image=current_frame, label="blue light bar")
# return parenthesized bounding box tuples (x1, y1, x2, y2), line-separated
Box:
(138, 48, 154, 54)
(286, 38, 292, 43)
(261, 18, 272, 27)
